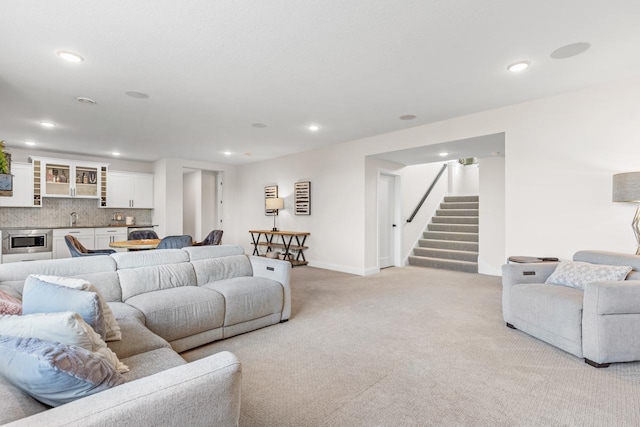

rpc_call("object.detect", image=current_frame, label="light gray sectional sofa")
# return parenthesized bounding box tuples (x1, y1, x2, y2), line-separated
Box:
(502, 250, 640, 368)
(0, 244, 291, 426)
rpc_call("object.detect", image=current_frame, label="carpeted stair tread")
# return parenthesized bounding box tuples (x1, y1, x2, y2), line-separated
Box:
(408, 255, 478, 273)
(440, 202, 479, 210)
(428, 223, 479, 233)
(413, 247, 478, 262)
(418, 239, 479, 251)
(436, 209, 478, 217)
(444, 195, 478, 202)
(423, 231, 478, 242)
(432, 216, 479, 224)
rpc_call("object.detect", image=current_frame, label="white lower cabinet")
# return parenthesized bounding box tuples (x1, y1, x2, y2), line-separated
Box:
(94, 227, 127, 252)
(53, 229, 96, 259)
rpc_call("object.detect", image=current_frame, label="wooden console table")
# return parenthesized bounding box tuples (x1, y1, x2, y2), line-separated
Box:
(249, 230, 310, 266)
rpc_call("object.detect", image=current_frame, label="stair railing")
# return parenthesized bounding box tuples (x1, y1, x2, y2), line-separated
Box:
(406, 163, 448, 223)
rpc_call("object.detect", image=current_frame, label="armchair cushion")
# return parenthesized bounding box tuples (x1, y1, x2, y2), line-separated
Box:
(545, 260, 632, 290)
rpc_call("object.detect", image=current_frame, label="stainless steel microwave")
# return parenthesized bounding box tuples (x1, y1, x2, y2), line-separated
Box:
(2, 229, 53, 254)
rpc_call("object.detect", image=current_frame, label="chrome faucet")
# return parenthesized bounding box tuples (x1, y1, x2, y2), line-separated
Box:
(70, 212, 78, 227)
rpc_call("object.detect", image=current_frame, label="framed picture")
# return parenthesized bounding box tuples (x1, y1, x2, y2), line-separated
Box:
(265, 185, 278, 216)
(294, 181, 311, 215)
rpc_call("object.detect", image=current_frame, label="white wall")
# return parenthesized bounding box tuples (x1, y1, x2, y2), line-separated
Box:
(478, 156, 505, 275)
(448, 162, 479, 195)
(201, 171, 217, 240)
(400, 161, 448, 264)
(232, 76, 640, 274)
(183, 170, 201, 239)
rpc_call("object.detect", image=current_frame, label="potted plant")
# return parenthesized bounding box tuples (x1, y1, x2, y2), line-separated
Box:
(0, 140, 13, 196)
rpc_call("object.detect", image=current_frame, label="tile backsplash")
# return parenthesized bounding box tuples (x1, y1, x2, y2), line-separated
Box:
(0, 198, 152, 228)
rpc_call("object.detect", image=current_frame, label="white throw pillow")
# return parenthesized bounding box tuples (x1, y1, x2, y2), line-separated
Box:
(545, 260, 632, 290)
(0, 311, 129, 373)
(31, 274, 121, 341)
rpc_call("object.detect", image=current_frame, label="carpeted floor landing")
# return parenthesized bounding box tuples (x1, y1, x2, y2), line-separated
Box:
(182, 266, 640, 426)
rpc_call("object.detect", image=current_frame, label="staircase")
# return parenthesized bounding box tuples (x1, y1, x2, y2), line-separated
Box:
(408, 195, 479, 273)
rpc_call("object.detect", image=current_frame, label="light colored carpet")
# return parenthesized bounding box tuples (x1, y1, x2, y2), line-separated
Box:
(182, 266, 640, 426)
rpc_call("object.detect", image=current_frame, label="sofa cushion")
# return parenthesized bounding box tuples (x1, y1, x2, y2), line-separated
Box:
(191, 255, 253, 285)
(22, 276, 106, 339)
(546, 260, 632, 290)
(108, 301, 145, 323)
(0, 375, 48, 425)
(202, 276, 284, 326)
(70, 271, 122, 302)
(511, 283, 584, 356)
(183, 244, 244, 260)
(0, 312, 128, 373)
(0, 255, 116, 295)
(118, 262, 197, 301)
(112, 249, 189, 270)
(31, 274, 122, 342)
(0, 288, 21, 315)
(125, 287, 225, 342)
(0, 336, 124, 407)
(106, 318, 171, 359)
(120, 347, 186, 382)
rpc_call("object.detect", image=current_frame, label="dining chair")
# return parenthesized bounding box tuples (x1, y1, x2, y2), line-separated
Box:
(65, 235, 116, 257)
(156, 235, 193, 249)
(193, 230, 223, 246)
(128, 230, 159, 240)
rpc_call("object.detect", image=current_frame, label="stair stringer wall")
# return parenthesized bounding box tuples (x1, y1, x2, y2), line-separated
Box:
(401, 163, 449, 265)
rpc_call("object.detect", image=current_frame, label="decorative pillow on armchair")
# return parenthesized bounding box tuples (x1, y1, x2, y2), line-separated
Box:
(30, 274, 122, 341)
(545, 260, 632, 290)
(0, 336, 124, 407)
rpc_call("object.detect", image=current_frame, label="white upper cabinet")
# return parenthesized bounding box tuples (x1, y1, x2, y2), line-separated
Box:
(0, 163, 35, 207)
(106, 171, 154, 209)
(31, 157, 107, 201)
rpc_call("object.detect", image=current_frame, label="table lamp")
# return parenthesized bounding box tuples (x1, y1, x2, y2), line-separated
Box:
(613, 171, 640, 255)
(265, 197, 284, 231)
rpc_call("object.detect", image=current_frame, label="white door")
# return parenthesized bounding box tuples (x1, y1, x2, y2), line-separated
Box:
(378, 174, 396, 269)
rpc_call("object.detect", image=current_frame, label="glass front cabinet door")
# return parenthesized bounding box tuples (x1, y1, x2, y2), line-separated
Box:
(32, 157, 105, 199)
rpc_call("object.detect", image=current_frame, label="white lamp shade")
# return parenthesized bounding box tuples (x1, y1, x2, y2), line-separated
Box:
(265, 197, 284, 210)
(613, 172, 640, 202)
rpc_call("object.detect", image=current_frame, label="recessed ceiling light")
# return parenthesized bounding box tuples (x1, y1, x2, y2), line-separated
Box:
(25, 141, 37, 146)
(550, 42, 591, 59)
(40, 121, 56, 128)
(439, 152, 449, 157)
(112, 152, 120, 156)
(56, 51, 84, 63)
(77, 97, 97, 105)
(507, 61, 530, 72)
(308, 124, 320, 132)
(252, 123, 267, 128)
(125, 91, 150, 99)
(223, 151, 232, 156)
(399, 115, 416, 120)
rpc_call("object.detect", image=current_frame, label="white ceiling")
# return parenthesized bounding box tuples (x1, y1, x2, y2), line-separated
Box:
(1, 1, 639, 165)
(371, 133, 504, 166)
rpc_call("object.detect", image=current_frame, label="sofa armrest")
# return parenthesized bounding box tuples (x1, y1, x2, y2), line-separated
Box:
(501, 262, 559, 288)
(583, 281, 640, 364)
(7, 351, 241, 427)
(249, 256, 292, 320)
(501, 262, 559, 324)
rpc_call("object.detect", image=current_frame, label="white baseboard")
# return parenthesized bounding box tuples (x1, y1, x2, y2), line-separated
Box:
(307, 261, 366, 276)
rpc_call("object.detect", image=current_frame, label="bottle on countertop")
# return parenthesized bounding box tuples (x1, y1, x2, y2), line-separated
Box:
(82, 173, 88, 184)
(76, 173, 80, 183)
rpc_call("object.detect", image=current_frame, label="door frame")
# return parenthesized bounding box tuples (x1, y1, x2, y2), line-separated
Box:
(377, 170, 402, 269)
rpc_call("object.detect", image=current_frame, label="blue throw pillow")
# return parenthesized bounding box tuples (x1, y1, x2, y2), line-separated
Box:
(22, 276, 106, 339)
(0, 336, 124, 407)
